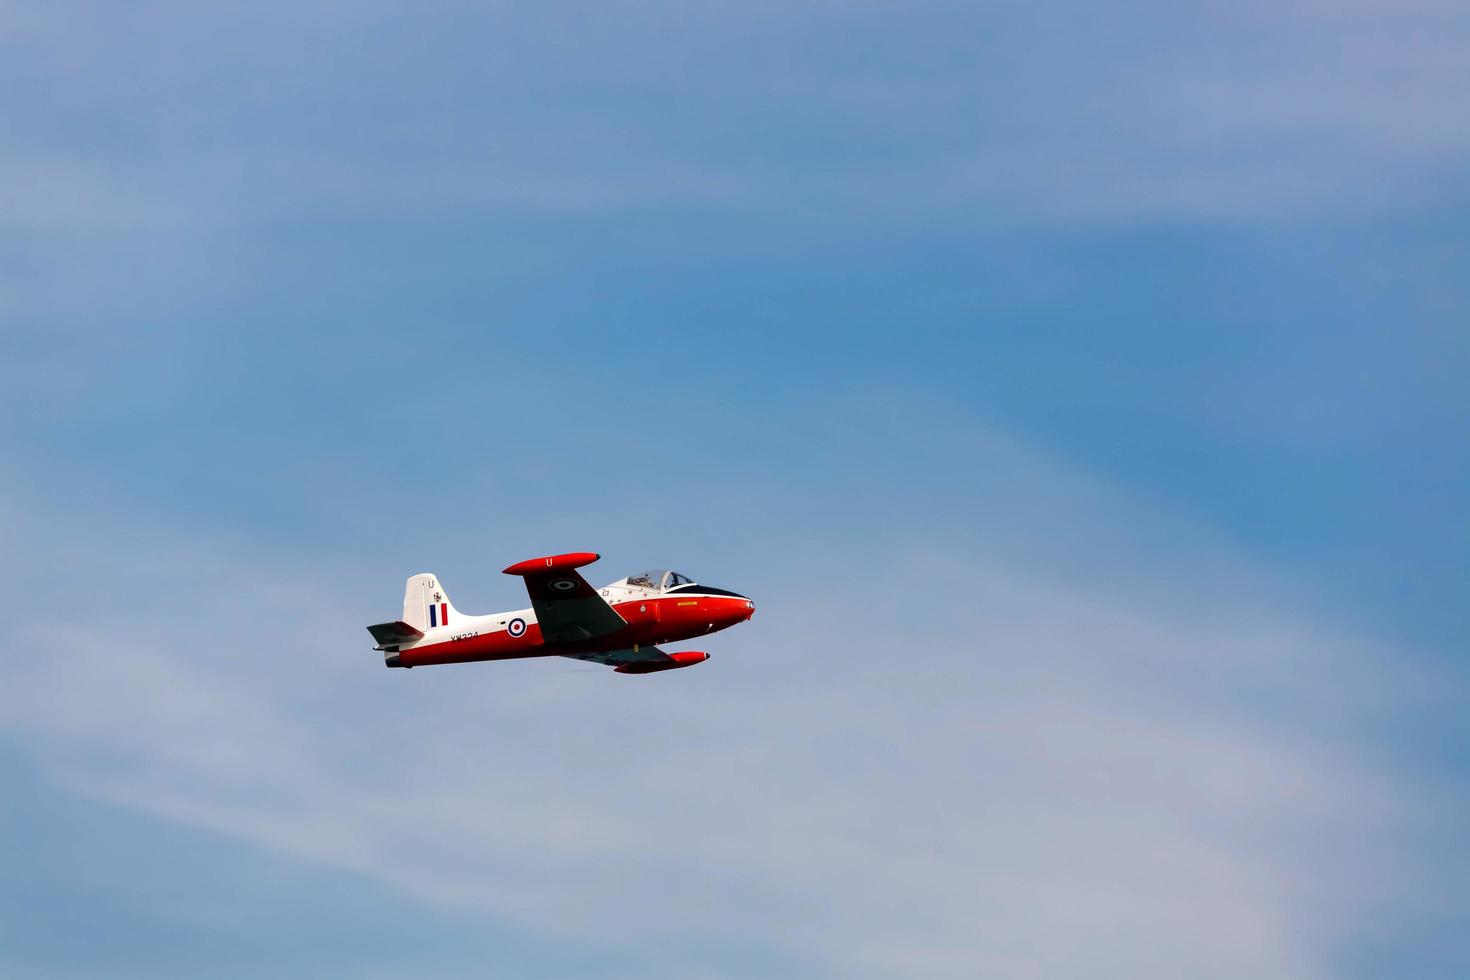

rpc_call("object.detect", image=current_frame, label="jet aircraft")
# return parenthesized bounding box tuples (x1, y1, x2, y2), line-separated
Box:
(367, 552, 754, 673)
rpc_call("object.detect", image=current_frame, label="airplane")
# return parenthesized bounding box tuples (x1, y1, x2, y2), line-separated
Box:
(366, 552, 755, 673)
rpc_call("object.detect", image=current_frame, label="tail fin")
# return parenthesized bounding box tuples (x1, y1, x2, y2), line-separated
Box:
(403, 573, 462, 631)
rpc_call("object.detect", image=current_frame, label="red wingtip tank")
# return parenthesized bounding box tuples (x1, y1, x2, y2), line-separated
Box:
(502, 552, 602, 576)
(614, 651, 711, 674)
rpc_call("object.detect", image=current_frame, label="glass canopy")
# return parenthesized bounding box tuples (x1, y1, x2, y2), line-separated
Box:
(625, 570, 694, 591)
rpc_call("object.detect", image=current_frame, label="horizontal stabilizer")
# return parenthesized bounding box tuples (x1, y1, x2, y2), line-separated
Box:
(367, 620, 425, 650)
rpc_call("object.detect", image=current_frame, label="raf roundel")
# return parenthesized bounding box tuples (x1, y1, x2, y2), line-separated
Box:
(367, 552, 753, 674)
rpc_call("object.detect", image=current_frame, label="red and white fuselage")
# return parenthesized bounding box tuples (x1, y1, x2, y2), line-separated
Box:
(367, 552, 754, 673)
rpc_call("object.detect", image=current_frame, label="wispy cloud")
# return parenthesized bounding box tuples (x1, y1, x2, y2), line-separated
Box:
(2, 4, 1465, 975)
(4, 2, 1468, 238)
(1, 411, 1451, 978)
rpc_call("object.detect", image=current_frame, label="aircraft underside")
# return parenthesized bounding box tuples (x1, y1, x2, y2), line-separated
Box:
(367, 552, 754, 673)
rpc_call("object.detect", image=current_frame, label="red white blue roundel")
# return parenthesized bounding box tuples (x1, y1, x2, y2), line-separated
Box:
(507, 618, 527, 637)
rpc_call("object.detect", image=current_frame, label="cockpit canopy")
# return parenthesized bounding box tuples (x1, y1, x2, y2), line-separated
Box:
(624, 570, 694, 591)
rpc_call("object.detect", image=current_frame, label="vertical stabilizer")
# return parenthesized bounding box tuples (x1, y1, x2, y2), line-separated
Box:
(403, 573, 461, 631)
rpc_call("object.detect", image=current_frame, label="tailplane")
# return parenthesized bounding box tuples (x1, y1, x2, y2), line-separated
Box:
(402, 572, 462, 631)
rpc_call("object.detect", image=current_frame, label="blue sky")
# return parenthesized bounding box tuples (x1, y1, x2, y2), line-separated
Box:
(2, 2, 1468, 977)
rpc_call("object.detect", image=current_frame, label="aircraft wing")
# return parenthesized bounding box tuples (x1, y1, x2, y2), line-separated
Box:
(560, 644, 673, 667)
(560, 645, 709, 673)
(503, 551, 628, 643)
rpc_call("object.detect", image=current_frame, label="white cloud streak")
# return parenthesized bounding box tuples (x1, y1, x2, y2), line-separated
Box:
(0, 414, 1448, 978)
(3, 2, 1468, 236)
